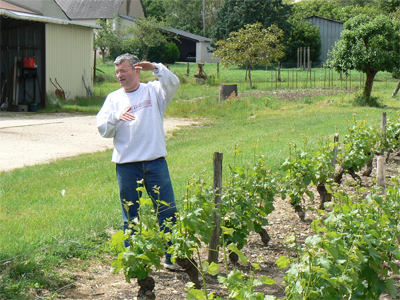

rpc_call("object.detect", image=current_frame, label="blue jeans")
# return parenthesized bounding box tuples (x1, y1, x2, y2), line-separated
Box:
(116, 157, 177, 264)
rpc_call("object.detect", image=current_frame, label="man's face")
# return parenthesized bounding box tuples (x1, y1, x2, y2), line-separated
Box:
(115, 60, 140, 92)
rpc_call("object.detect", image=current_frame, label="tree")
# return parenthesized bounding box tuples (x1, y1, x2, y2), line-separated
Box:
(290, 0, 382, 23)
(124, 17, 172, 61)
(285, 20, 321, 64)
(211, 0, 293, 42)
(94, 19, 122, 63)
(161, 0, 223, 37)
(213, 23, 285, 89)
(326, 14, 400, 104)
(142, 0, 166, 21)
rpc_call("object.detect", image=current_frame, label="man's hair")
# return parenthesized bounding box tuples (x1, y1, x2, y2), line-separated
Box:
(114, 53, 140, 67)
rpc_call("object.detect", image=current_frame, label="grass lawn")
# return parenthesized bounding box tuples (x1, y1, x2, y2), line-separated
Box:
(1, 61, 400, 299)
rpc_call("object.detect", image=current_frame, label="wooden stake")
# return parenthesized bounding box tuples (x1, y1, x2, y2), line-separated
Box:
(208, 152, 223, 264)
(376, 155, 386, 188)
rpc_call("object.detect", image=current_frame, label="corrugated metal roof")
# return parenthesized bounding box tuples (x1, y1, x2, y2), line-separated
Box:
(0, 0, 38, 14)
(0, 8, 100, 28)
(119, 14, 211, 43)
(55, 0, 122, 19)
(164, 27, 211, 43)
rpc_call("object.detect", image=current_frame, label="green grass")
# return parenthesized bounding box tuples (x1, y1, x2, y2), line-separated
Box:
(1, 61, 400, 299)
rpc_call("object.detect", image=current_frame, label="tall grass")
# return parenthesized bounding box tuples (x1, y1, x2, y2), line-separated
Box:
(1, 61, 399, 262)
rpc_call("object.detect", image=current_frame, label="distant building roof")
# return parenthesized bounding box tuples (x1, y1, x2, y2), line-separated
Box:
(119, 14, 211, 43)
(0, 0, 37, 14)
(165, 27, 211, 43)
(0, 8, 100, 28)
(305, 15, 344, 25)
(55, 0, 123, 19)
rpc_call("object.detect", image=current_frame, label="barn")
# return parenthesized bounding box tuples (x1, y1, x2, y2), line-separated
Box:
(0, 0, 100, 111)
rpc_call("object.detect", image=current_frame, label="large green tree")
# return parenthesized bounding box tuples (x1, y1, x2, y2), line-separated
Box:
(143, 0, 224, 37)
(285, 20, 321, 64)
(213, 23, 285, 89)
(94, 19, 122, 63)
(326, 14, 400, 103)
(124, 17, 172, 61)
(211, 0, 293, 42)
(291, 0, 382, 23)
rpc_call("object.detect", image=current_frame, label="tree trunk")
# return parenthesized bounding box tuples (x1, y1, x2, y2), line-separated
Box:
(333, 164, 345, 184)
(258, 228, 271, 246)
(176, 257, 201, 289)
(363, 70, 377, 99)
(317, 182, 332, 210)
(362, 156, 373, 176)
(294, 205, 305, 221)
(100, 47, 106, 64)
(137, 276, 156, 300)
(248, 66, 253, 89)
(348, 167, 362, 185)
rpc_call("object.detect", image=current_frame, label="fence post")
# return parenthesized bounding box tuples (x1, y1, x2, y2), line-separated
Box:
(331, 134, 339, 168)
(377, 155, 386, 189)
(381, 112, 387, 153)
(208, 152, 223, 264)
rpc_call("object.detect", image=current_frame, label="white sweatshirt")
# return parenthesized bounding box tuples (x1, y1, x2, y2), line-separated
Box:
(96, 63, 180, 163)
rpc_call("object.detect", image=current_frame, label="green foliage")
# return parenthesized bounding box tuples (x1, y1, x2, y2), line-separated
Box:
(339, 119, 380, 172)
(110, 185, 170, 281)
(326, 14, 400, 102)
(221, 151, 278, 249)
(281, 142, 317, 208)
(165, 42, 181, 63)
(142, 0, 166, 21)
(291, 0, 382, 23)
(124, 17, 173, 61)
(211, 0, 293, 42)
(169, 176, 215, 260)
(217, 264, 275, 299)
(94, 19, 123, 63)
(284, 21, 321, 63)
(283, 185, 400, 299)
(213, 23, 285, 89)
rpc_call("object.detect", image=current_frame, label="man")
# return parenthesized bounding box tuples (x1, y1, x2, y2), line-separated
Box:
(97, 53, 180, 270)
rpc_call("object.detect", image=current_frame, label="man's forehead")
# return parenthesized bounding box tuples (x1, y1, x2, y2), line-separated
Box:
(116, 60, 130, 68)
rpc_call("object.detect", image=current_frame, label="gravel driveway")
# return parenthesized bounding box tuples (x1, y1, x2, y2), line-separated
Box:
(0, 112, 195, 172)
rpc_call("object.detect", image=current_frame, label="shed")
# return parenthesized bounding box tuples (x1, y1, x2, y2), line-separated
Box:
(0, 2, 99, 111)
(118, 14, 218, 64)
(305, 15, 343, 63)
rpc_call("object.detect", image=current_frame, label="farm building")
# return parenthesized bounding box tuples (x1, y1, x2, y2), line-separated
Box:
(305, 15, 344, 63)
(118, 14, 218, 64)
(0, 0, 145, 111)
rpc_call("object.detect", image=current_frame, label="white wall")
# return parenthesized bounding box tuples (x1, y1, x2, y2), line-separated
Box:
(45, 23, 94, 99)
(196, 42, 219, 64)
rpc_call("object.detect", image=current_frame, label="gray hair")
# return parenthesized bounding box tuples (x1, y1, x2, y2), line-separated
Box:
(114, 53, 140, 67)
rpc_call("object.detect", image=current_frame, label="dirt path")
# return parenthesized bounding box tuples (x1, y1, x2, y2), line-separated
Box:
(0, 112, 197, 172)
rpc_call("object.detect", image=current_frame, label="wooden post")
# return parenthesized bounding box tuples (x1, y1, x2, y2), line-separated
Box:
(93, 48, 97, 80)
(208, 152, 223, 264)
(377, 155, 386, 188)
(381, 112, 387, 141)
(331, 134, 339, 168)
